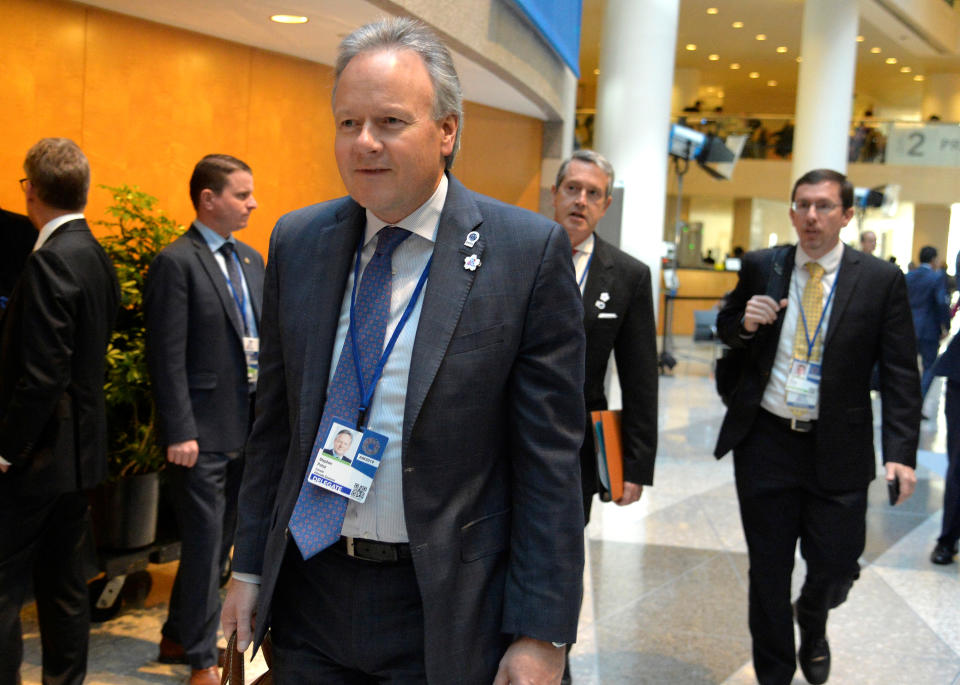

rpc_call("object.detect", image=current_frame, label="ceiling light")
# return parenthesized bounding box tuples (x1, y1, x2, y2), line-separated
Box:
(270, 14, 308, 24)
(776, 46, 788, 53)
(705, 86, 716, 93)
(755, 34, 767, 41)
(708, 54, 720, 61)
(767, 80, 777, 87)
(870, 46, 881, 54)
(914, 74, 925, 81)
(885, 57, 897, 64)
(718, 91, 725, 98)
(796, 56, 803, 63)
(730, 63, 741, 70)
(686, 43, 697, 51)
(749, 72, 760, 79)
(732, 21, 744, 28)
(707, 7, 719, 14)
(900, 66, 912, 73)
(856, 35, 865, 42)
(593, 68, 600, 75)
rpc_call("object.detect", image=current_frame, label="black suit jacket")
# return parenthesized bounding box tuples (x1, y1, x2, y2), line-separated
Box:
(0, 208, 37, 305)
(580, 235, 658, 491)
(0, 219, 119, 497)
(233, 175, 586, 684)
(714, 245, 921, 491)
(145, 225, 265, 452)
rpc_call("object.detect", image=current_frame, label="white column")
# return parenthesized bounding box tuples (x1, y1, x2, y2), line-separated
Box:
(593, 0, 679, 310)
(923, 73, 960, 121)
(791, 0, 858, 178)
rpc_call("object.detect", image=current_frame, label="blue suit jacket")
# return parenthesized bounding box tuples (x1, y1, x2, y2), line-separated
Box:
(905, 264, 949, 341)
(233, 175, 586, 683)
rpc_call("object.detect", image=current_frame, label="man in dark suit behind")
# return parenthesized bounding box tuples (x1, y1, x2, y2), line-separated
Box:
(0, 206, 37, 309)
(714, 169, 920, 685)
(905, 245, 950, 399)
(222, 18, 585, 685)
(929, 335, 960, 564)
(551, 150, 657, 683)
(146, 154, 264, 685)
(0, 138, 120, 685)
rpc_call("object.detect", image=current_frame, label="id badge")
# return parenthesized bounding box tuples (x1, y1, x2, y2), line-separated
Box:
(305, 417, 387, 503)
(785, 358, 821, 411)
(243, 336, 259, 384)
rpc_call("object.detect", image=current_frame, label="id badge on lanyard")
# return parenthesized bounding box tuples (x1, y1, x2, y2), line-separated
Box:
(785, 270, 836, 412)
(305, 418, 388, 503)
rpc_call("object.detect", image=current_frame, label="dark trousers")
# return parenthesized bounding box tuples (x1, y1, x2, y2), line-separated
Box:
(734, 411, 867, 685)
(271, 543, 426, 683)
(0, 491, 92, 685)
(938, 380, 960, 547)
(162, 451, 243, 669)
(919, 336, 940, 399)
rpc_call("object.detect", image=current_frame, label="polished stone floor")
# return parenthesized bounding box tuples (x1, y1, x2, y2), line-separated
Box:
(18, 339, 960, 684)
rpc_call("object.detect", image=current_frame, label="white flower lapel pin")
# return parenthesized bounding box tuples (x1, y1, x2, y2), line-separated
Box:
(464, 254, 482, 271)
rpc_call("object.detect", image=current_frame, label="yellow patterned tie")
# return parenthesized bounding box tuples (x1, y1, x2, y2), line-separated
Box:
(793, 262, 825, 362)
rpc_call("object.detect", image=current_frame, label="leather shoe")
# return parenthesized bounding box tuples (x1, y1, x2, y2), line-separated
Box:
(797, 634, 830, 684)
(931, 542, 958, 565)
(189, 666, 219, 685)
(158, 637, 226, 667)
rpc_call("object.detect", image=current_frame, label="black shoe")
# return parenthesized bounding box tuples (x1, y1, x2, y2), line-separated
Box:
(561, 650, 572, 685)
(931, 542, 958, 565)
(797, 634, 830, 685)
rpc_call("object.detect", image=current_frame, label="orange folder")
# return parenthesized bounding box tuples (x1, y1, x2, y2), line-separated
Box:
(590, 409, 624, 502)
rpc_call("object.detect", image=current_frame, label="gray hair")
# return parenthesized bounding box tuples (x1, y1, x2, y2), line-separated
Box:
(23, 138, 90, 211)
(333, 17, 463, 169)
(555, 149, 615, 198)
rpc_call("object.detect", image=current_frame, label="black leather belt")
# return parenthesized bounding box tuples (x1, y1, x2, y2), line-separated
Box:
(335, 536, 412, 563)
(761, 409, 816, 433)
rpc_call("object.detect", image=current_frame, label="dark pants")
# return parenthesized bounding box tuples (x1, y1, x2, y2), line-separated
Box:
(0, 491, 92, 685)
(938, 380, 960, 548)
(162, 451, 243, 669)
(271, 543, 426, 683)
(919, 336, 940, 399)
(734, 411, 867, 685)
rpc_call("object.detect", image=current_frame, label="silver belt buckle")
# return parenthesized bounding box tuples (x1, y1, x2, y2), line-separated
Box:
(345, 536, 356, 557)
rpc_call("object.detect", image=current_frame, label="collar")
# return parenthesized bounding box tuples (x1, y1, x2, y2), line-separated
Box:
(795, 240, 843, 274)
(33, 213, 84, 251)
(573, 232, 595, 256)
(363, 174, 447, 246)
(919, 263, 933, 271)
(194, 220, 236, 252)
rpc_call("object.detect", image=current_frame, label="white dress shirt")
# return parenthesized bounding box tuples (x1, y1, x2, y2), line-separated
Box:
(572, 233, 595, 295)
(761, 241, 844, 421)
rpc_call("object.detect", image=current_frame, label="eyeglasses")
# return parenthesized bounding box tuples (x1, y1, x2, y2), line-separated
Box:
(18, 178, 29, 191)
(559, 182, 606, 204)
(791, 200, 840, 214)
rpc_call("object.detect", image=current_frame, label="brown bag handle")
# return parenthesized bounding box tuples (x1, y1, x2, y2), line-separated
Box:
(221, 630, 273, 685)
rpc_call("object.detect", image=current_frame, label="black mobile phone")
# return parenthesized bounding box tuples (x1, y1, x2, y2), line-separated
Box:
(887, 477, 900, 506)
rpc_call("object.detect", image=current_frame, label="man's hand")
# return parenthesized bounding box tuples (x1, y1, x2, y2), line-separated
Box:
(166, 439, 199, 468)
(493, 636, 564, 685)
(615, 481, 642, 506)
(742, 295, 788, 333)
(0, 463, 8, 474)
(885, 462, 917, 505)
(222, 578, 260, 652)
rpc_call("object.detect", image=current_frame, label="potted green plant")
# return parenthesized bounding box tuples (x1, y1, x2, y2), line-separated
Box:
(94, 184, 185, 548)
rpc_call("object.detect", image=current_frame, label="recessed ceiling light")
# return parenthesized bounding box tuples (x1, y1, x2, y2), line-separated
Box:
(776, 46, 788, 53)
(796, 56, 803, 63)
(900, 66, 912, 73)
(870, 46, 881, 54)
(718, 91, 725, 98)
(885, 57, 898, 64)
(709, 54, 720, 61)
(914, 74, 925, 81)
(270, 14, 308, 24)
(730, 63, 741, 70)
(767, 80, 777, 87)
(707, 7, 719, 14)
(686, 43, 697, 51)
(755, 34, 767, 41)
(593, 68, 600, 75)
(856, 35, 865, 42)
(749, 72, 760, 79)
(732, 21, 744, 28)
(705, 86, 716, 93)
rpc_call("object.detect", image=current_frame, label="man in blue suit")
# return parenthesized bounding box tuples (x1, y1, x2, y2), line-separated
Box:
(930, 336, 960, 564)
(221, 17, 585, 685)
(906, 245, 950, 399)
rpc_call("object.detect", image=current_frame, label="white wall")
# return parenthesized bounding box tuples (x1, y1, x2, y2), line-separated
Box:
(688, 196, 734, 259)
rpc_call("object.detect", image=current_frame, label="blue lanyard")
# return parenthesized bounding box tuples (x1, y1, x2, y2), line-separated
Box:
(797, 269, 838, 361)
(577, 251, 593, 290)
(348, 233, 432, 428)
(222, 250, 249, 335)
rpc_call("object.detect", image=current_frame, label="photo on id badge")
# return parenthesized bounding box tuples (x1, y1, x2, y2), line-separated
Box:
(323, 423, 361, 465)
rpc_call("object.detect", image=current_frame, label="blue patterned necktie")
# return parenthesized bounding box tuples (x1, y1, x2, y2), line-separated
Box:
(288, 226, 410, 559)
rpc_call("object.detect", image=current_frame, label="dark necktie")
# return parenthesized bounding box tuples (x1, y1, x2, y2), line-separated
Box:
(218, 242, 247, 335)
(288, 226, 411, 559)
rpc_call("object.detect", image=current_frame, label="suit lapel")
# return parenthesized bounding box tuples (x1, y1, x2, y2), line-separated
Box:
(297, 204, 365, 459)
(823, 246, 860, 349)
(581, 235, 614, 336)
(189, 225, 244, 340)
(404, 176, 483, 450)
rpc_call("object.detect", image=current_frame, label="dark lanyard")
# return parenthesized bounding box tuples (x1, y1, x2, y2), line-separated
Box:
(222, 250, 249, 335)
(577, 251, 594, 290)
(348, 232, 432, 429)
(797, 269, 838, 361)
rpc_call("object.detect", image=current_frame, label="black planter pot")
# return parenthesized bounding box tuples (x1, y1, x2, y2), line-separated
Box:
(91, 472, 160, 550)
